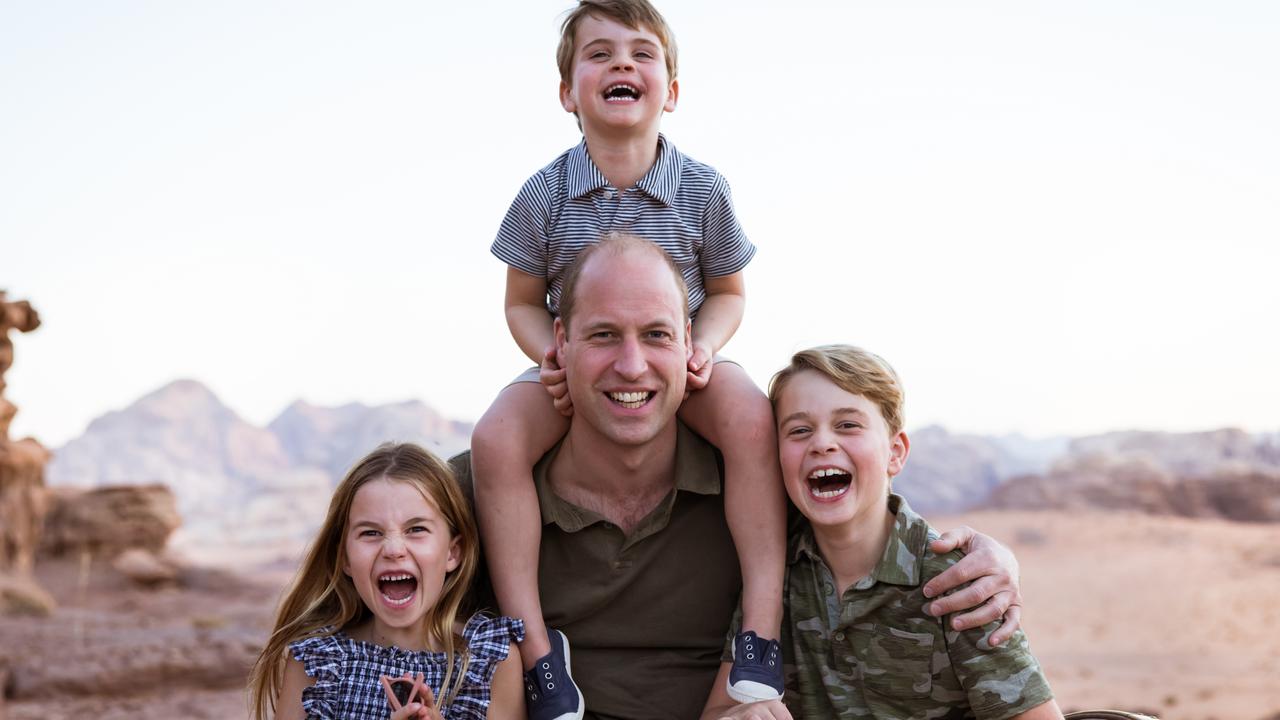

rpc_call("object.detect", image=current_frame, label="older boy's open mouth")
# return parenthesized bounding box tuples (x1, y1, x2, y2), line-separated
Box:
(609, 391, 652, 409)
(378, 572, 418, 607)
(807, 468, 852, 499)
(604, 83, 641, 101)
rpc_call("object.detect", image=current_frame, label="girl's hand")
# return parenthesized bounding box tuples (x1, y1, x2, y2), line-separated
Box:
(686, 342, 714, 391)
(540, 344, 573, 416)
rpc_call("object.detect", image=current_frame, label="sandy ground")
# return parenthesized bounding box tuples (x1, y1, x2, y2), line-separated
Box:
(4, 509, 1279, 720)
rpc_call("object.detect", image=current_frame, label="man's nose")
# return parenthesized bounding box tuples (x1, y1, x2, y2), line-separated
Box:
(613, 336, 647, 378)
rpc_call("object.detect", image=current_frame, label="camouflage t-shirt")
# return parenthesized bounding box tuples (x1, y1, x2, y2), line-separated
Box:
(782, 494, 1054, 719)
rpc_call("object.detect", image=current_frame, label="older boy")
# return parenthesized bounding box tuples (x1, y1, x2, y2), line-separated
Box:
(472, 2, 788, 717)
(708, 346, 1062, 719)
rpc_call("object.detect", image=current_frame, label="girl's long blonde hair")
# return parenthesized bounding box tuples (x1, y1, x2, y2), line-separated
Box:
(248, 443, 479, 719)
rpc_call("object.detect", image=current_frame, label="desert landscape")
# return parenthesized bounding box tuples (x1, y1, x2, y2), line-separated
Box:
(3, 295, 1280, 720)
(3, 507, 1278, 719)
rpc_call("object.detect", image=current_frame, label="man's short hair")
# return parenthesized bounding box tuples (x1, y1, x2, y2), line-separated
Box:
(556, 0, 679, 86)
(557, 232, 690, 332)
(768, 345, 906, 436)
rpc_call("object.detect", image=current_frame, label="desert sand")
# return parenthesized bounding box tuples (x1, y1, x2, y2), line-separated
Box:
(3, 509, 1279, 720)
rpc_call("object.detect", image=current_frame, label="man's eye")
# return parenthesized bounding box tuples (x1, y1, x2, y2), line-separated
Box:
(647, 331, 671, 340)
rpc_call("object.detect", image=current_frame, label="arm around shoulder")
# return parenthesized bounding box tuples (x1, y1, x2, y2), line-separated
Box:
(486, 641, 528, 720)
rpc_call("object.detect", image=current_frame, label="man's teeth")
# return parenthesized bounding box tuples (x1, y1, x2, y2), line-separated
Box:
(610, 391, 651, 408)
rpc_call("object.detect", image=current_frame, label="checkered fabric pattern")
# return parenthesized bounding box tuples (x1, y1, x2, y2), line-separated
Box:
(290, 614, 525, 719)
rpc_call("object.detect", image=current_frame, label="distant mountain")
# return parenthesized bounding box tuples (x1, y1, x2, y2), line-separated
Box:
(985, 428, 1280, 521)
(269, 399, 472, 481)
(893, 426, 1068, 515)
(46, 380, 474, 561)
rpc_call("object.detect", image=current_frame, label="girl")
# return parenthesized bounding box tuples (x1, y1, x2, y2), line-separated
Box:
(249, 443, 525, 719)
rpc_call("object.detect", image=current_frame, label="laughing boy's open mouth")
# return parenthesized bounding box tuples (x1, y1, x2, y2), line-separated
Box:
(807, 468, 852, 499)
(604, 83, 641, 101)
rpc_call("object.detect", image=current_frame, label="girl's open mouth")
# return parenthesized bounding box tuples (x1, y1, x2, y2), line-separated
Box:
(377, 572, 418, 607)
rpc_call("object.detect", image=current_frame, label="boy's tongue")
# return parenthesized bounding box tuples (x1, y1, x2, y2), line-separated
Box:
(380, 577, 417, 601)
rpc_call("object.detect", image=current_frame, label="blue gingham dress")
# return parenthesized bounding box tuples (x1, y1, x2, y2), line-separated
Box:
(289, 614, 524, 719)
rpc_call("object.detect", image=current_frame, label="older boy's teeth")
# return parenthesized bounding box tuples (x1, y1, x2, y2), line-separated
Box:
(808, 468, 847, 479)
(810, 485, 849, 499)
(609, 391, 651, 408)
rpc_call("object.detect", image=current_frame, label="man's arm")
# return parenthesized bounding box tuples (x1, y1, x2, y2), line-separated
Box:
(699, 663, 792, 720)
(925, 527, 1022, 645)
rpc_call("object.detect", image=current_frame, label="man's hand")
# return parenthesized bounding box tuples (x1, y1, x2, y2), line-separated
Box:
(686, 341, 715, 392)
(540, 344, 572, 416)
(924, 526, 1023, 646)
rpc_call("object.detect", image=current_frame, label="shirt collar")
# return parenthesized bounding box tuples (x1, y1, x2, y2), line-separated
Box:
(789, 494, 931, 587)
(533, 420, 720, 532)
(565, 134, 679, 206)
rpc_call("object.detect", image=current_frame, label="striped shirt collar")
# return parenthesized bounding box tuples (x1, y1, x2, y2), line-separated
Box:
(789, 494, 929, 587)
(566, 133, 680, 206)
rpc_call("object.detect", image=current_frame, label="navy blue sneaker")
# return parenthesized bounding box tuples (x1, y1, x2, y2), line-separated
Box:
(727, 630, 783, 703)
(524, 629, 584, 720)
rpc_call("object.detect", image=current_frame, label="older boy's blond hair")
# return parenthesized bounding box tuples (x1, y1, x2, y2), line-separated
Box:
(556, 0, 679, 85)
(768, 345, 906, 436)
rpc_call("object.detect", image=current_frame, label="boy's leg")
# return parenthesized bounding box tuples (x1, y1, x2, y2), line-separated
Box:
(679, 361, 786, 700)
(472, 378, 570, 670)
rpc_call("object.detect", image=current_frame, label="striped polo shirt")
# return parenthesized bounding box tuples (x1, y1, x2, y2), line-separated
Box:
(491, 134, 756, 317)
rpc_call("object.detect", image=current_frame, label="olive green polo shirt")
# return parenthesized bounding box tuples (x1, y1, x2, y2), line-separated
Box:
(452, 422, 742, 720)
(781, 494, 1054, 719)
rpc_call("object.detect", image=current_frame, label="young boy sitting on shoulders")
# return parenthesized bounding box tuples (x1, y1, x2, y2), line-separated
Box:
(471, 1, 787, 717)
(710, 345, 1062, 719)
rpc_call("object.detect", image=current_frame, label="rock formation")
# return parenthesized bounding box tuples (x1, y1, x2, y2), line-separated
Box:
(0, 290, 53, 615)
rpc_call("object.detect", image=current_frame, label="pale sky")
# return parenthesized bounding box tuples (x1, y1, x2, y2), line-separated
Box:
(4, 1, 1278, 448)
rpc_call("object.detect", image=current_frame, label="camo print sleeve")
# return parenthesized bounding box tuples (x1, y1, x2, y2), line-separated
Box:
(931, 551, 1055, 720)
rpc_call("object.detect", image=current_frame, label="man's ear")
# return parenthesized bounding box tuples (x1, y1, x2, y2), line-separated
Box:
(664, 77, 679, 113)
(683, 319, 693, 360)
(560, 80, 577, 114)
(887, 431, 911, 477)
(555, 317, 568, 359)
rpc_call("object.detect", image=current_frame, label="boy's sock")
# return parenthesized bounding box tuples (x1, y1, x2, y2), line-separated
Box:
(727, 630, 784, 703)
(523, 628, 585, 720)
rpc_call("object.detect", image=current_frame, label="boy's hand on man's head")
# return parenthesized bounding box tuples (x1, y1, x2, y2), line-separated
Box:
(923, 527, 1023, 646)
(540, 344, 573, 416)
(686, 341, 715, 391)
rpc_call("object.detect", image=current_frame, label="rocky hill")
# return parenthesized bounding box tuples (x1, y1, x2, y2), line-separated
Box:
(46, 380, 474, 563)
(985, 428, 1280, 521)
(893, 426, 1068, 515)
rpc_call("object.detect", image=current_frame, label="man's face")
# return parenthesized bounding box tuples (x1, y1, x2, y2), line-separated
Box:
(560, 14, 678, 138)
(556, 249, 691, 448)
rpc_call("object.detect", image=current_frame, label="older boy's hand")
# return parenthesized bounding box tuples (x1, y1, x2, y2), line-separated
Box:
(540, 344, 573, 416)
(709, 700, 792, 720)
(923, 526, 1023, 646)
(686, 342, 714, 391)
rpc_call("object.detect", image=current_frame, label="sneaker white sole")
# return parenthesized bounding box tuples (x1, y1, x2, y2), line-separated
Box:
(726, 679, 783, 704)
(549, 630, 585, 720)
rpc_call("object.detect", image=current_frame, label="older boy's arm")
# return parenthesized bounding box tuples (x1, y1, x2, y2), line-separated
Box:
(504, 267, 555, 364)
(699, 662, 792, 720)
(1011, 699, 1064, 719)
(688, 271, 746, 390)
(924, 527, 1023, 645)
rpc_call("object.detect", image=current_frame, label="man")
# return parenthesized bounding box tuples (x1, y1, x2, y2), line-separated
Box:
(454, 235, 1021, 720)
